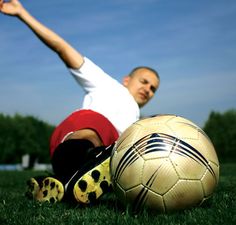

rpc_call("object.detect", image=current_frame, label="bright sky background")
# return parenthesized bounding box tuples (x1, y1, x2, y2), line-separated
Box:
(0, 0, 236, 128)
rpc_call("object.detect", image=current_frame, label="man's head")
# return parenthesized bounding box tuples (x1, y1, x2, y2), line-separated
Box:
(123, 67, 160, 107)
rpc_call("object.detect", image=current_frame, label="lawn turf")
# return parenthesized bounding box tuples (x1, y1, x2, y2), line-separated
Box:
(0, 163, 235, 225)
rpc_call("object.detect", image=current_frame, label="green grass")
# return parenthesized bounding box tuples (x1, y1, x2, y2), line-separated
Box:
(0, 164, 236, 225)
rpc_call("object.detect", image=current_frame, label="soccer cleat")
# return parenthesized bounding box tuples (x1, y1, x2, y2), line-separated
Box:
(73, 158, 112, 204)
(26, 177, 40, 199)
(65, 145, 113, 204)
(26, 176, 64, 203)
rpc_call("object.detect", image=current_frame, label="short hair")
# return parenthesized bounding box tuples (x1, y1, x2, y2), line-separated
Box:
(128, 66, 160, 81)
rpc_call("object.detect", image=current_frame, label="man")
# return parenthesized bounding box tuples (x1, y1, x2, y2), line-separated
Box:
(0, 0, 160, 204)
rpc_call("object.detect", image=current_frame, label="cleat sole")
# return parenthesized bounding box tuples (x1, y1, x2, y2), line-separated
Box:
(73, 158, 112, 204)
(26, 177, 64, 203)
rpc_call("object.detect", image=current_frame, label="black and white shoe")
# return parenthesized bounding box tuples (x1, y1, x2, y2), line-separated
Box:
(65, 145, 114, 204)
(26, 144, 114, 204)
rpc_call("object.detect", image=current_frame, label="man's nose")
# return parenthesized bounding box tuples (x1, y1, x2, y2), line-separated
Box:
(144, 84, 151, 94)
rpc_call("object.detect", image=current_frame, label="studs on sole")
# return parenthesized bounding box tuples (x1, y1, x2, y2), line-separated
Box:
(78, 180, 88, 192)
(100, 180, 109, 192)
(26, 178, 40, 199)
(91, 170, 100, 182)
(26, 177, 64, 203)
(88, 192, 97, 203)
(73, 158, 112, 204)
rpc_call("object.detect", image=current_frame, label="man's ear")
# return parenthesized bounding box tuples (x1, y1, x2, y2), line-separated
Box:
(122, 76, 130, 87)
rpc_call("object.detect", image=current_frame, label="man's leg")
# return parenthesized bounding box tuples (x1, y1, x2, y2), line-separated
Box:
(51, 139, 95, 184)
(27, 139, 114, 204)
(26, 139, 95, 203)
(27, 110, 119, 204)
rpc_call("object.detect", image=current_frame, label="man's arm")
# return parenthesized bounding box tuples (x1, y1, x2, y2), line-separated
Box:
(0, 0, 83, 69)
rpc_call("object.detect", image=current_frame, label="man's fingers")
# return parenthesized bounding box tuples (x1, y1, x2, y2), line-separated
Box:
(0, 0, 5, 11)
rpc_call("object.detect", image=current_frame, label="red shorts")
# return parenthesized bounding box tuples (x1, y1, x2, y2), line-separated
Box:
(50, 109, 119, 157)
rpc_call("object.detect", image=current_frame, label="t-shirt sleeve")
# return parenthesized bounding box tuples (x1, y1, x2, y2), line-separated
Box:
(68, 57, 118, 93)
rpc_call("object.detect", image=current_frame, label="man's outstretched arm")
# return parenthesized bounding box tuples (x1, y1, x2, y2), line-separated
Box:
(0, 0, 84, 69)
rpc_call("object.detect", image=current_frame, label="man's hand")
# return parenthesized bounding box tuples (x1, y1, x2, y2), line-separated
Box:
(0, 0, 84, 69)
(0, 0, 23, 16)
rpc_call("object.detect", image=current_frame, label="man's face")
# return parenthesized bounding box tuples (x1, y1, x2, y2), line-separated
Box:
(123, 68, 160, 107)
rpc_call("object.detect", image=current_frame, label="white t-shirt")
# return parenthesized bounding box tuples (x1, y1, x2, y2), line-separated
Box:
(69, 57, 140, 134)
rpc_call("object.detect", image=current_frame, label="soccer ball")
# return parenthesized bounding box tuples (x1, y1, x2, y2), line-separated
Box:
(110, 114, 219, 213)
